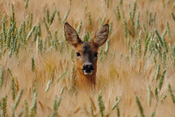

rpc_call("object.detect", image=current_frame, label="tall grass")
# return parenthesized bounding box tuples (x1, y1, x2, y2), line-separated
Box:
(0, 0, 175, 116)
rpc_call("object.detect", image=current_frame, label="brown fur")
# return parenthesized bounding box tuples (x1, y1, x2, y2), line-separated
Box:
(64, 22, 109, 89)
(74, 42, 98, 88)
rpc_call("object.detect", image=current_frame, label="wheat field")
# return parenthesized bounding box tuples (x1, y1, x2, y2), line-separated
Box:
(0, 0, 175, 116)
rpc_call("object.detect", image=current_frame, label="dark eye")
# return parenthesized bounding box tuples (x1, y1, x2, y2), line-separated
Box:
(94, 52, 98, 57)
(76, 52, 81, 57)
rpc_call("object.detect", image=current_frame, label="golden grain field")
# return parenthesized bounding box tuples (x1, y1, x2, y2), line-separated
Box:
(0, 0, 175, 117)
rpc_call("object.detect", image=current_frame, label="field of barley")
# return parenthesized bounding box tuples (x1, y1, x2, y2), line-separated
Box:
(1, 0, 175, 116)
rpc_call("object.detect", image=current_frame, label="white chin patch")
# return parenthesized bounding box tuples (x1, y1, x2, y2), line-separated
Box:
(83, 70, 94, 75)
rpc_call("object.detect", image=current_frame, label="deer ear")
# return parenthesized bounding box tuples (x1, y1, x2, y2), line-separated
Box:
(64, 22, 82, 47)
(92, 24, 109, 47)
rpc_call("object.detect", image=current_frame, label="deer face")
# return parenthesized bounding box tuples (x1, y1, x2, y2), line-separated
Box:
(64, 23, 109, 76)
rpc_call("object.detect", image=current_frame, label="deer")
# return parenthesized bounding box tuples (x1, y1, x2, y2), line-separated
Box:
(64, 22, 109, 89)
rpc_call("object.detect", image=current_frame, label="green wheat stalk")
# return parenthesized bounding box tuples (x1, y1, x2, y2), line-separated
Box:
(43, 17, 50, 34)
(120, 0, 123, 5)
(116, 6, 120, 20)
(52, 99, 58, 117)
(57, 69, 69, 83)
(24, 99, 29, 117)
(43, 39, 46, 53)
(135, 12, 140, 32)
(11, 4, 15, 24)
(109, 22, 112, 36)
(147, 84, 151, 106)
(62, 9, 70, 24)
(29, 92, 37, 117)
(88, 12, 92, 26)
(166, 21, 171, 40)
(155, 64, 160, 81)
(37, 23, 41, 37)
(112, 98, 121, 110)
(11, 106, 15, 117)
(45, 80, 52, 92)
(149, 12, 153, 26)
(135, 96, 145, 117)
(159, 69, 167, 90)
(143, 34, 150, 56)
(104, 40, 109, 56)
(162, 29, 168, 53)
(155, 29, 163, 46)
(168, 83, 175, 103)
(132, 0, 137, 20)
(162, 50, 166, 67)
(26, 26, 36, 41)
(13, 89, 23, 110)
(22, 21, 26, 43)
(77, 20, 82, 35)
(18, 110, 24, 117)
(171, 12, 175, 21)
(117, 106, 120, 117)
(142, 22, 147, 34)
(57, 10, 62, 24)
(31, 57, 35, 72)
(113, 6, 120, 21)
(46, 8, 50, 24)
(2, 15, 6, 42)
(2, 96, 7, 117)
(57, 96, 62, 109)
(50, 7, 57, 25)
(29, 13, 33, 29)
(107, 0, 109, 8)
(11, 77, 16, 101)
(123, 18, 128, 38)
(98, 91, 105, 117)
(101, 16, 106, 27)
(60, 84, 65, 95)
(160, 94, 167, 103)
(155, 87, 158, 101)
(0, 67, 4, 89)
(25, 0, 29, 9)
(0, 33, 3, 49)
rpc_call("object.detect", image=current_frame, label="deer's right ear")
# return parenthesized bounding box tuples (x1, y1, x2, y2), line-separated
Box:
(64, 22, 82, 47)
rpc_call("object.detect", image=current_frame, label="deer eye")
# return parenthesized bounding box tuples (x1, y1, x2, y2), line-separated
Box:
(76, 52, 81, 57)
(94, 52, 98, 57)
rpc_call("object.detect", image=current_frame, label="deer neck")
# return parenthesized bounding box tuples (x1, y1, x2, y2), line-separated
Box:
(75, 68, 96, 89)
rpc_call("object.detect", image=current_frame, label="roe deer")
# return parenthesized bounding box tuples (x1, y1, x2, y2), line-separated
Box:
(64, 22, 109, 88)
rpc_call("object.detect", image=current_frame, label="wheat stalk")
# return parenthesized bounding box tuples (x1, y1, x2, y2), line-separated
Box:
(57, 10, 62, 24)
(168, 83, 175, 103)
(24, 99, 29, 117)
(25, 0, 29, 9)
(62, 9, 70, 24)
(159, 69, 167, 90)
(50, 7, 56, 25)
(0, 67, 4, 89)
(98, 91, 105, 117)
(13, 89, 23, 110)
(147, 84, 151, 106)
(112, 98, 121, 110)
(77, 20, 82, 35)
(135, 96, 145, 117)
(88, 12, 92, 26)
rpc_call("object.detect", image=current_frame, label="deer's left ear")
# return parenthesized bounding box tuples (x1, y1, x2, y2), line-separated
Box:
(92, 24, 109, 47)
(64, 22, 82, 47)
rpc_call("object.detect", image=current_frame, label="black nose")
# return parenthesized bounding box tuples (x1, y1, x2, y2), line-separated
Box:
(83, 64, 94, 73)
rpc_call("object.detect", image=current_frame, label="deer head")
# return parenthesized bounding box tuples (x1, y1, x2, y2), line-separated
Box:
(64, 22, 109, 86)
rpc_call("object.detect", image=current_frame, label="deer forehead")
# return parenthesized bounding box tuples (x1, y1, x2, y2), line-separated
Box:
(76, 42, 97, 54)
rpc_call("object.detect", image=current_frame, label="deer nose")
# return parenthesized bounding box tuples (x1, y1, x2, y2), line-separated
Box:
(83, 64, 94, 73)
